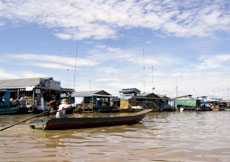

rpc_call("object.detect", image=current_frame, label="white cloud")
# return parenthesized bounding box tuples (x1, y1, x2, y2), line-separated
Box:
(171, 71, 230, 99)
(95, 77, 119, 82)
(55, 33, 72, 40)
(89, 46, 181, 68)
(0, 69, 47, 80)
(101, 68, 230, 98)
(135, 69, 230, 99)
(2, 51, 229, 99)
(94, 45, 107, 49)
(0, 69, 18, 79)
(97, 67, 119, 75)
(145, 41, 152, 44)
(7, 54, 98, 68)
(0, 0, 229, 39)
(0, 21, 4, 26)
(28, 62, 74, 70)
(196, 54, 230, 70)
(21, 71, 48, 78)
(0, 0, 229, 99)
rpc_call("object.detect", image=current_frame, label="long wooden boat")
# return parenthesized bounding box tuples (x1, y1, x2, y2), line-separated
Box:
(0, 107, 19, 115)
(30, 109, 152, 130)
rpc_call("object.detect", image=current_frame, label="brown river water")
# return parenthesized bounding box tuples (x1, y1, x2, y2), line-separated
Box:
(1, 111, 230, 162)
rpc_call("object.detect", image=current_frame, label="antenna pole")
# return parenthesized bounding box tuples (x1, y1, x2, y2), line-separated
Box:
(89, 80, 91, 91)
(143, 48, 145, 93)
(228, 88, 229, 100)
(73, 41, 78, 90)
(151, 65, 153, 92)
(176, 74, 178, 97)
(67, 68, 69, 88)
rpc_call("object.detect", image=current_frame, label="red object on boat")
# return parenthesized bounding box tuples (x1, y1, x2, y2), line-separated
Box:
(48, 100, 56, 105)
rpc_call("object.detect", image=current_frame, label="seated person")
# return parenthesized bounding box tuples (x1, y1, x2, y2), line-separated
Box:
(10, 98, 19, 107)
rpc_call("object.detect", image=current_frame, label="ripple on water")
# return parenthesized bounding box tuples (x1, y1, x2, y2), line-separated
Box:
(1, 111, 230, 162)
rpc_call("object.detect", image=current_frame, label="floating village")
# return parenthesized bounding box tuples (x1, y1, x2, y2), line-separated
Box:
(1, 77, 230, 116)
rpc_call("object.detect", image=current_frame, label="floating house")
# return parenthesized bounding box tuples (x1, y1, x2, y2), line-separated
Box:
(196, 96, 213, 111)
(218, 100, 230, 110)
(0, 77, 73, 113)
(119, 88, 141, 110)
(139, 93, 170, 111)
(67, 90, 118, 112)
(197, 96, 229, 111)
(119, 88, 169, 111)
(173, 95, 197, 111)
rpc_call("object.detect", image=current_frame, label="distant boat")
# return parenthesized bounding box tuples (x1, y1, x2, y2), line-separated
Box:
(30, 109, 152, 130)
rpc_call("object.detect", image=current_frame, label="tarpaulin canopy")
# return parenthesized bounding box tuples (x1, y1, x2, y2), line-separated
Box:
(175, 100, 196, 107)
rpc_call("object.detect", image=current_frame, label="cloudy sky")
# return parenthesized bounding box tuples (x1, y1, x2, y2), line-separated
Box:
(0, 0, 230, 98)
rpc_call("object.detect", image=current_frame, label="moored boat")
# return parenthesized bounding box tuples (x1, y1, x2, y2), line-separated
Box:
(0, 107, 20, 115)
(0, 90, 20, 115)
(30, 109, 152, 130)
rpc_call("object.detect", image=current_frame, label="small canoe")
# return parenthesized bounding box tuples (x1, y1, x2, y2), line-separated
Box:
(30, 109, 152, 130)
(0, 107, 19, 115)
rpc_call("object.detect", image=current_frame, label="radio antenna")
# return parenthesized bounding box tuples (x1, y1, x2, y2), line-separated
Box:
(143, 48, 145, 93)
(73, 41, 78, 90)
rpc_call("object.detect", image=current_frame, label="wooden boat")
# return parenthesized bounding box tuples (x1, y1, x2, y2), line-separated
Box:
(0, 90, 21, 115)
(30, 109, 152, 130)
(0, 107, 19, 115)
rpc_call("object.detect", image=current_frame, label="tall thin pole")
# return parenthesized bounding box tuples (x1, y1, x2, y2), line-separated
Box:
(89, 80, 91, 91)
(151, 65, 153, 92)
(227, 88, 229, 100)
(73, 41, 78, 90)
(67, 68, 69, 88)
(143, 48, 145, 93)
(176, 74, 178, 97)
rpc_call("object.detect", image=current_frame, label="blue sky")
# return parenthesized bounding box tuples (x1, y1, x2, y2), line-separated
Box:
(0, 0, 230, 98)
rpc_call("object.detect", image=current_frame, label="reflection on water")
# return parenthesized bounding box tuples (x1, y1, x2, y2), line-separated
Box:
(1, 112, 230, 162)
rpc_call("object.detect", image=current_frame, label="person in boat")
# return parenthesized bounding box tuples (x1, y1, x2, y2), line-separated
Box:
(10, 98, 20, 107)
(56, 98, 74, 118)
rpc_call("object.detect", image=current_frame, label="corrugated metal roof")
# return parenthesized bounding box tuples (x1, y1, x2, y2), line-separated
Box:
(138, 93, 153, 97)
(119, 88, 141, 94)
(137, 93, 168, 98)
(71, 90, 111, 97)
(0, 77, 51, 89)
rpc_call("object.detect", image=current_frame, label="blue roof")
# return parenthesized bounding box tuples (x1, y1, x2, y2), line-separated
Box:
(119, 88, 141, 94)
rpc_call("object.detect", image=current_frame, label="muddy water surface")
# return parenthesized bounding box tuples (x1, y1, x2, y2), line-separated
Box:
(1, 111, 230, 162)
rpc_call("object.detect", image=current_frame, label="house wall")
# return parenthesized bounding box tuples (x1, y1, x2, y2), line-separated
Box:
(120, 100, 129, 109)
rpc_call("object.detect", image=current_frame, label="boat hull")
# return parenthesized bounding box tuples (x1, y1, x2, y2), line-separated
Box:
(31, 109, 151, 130)
(0, 107, 19, 115)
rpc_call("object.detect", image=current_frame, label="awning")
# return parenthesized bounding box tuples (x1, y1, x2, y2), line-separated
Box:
(175, 100, 197, 107)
